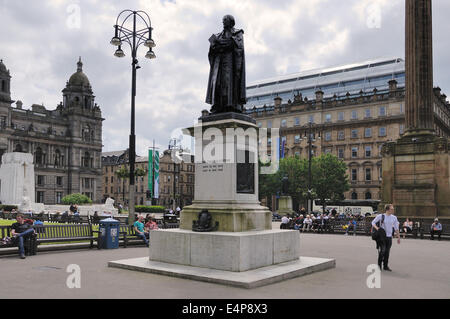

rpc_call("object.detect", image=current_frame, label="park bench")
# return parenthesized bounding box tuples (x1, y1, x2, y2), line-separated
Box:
(327, 219, 369, 235)
(33, 224, 97, 249)
(397, 220, 420, 239)
(0, 225, 37, 256)
(161, 214, 180, 229)
(117, 224, 145, 248)
(419, 222, 450, 240)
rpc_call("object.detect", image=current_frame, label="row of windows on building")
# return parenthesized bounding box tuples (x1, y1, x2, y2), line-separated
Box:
(14, 144, 96, 169)
(36, 175, 95, 188)
(35, 191, 94, 204)
(105, 185, 194, 197)
(350, 191, 374, 200)
(161, 174, 194, 183)
(288, 144, 382, 160)
(105, 185, 147, 194)
(160, 185, 194, 195)
(258, 105, 400, 128)
(268, 125, 393, 146)
(105, 175, 146, 184)
(286, 126, 394, 144)
(162, 163, 195, 172)
(350, 167, 382, 183)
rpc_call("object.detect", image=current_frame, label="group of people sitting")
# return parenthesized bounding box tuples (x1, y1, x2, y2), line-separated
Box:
(280, 212, 340, 233)
(132, 214, 159, 247)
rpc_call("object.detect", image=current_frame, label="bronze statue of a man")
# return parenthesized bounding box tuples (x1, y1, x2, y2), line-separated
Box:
(205, 15, 246, 114)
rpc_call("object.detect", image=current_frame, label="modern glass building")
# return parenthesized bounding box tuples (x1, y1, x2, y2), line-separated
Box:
(246, 57, 405, 109)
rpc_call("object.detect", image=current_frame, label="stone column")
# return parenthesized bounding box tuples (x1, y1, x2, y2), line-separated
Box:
(405, 0, 434, 136)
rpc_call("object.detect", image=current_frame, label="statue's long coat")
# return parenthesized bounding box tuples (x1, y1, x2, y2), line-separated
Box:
(205, 28, 246, 113)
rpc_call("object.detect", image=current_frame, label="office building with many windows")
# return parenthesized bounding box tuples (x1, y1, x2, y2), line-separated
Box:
(246, 58, 450, 201)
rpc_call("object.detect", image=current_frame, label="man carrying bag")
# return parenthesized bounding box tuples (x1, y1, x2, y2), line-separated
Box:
(371, 204, 400, 271)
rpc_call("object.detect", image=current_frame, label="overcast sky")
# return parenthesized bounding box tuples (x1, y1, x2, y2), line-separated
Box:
(1, 0, 449, 156)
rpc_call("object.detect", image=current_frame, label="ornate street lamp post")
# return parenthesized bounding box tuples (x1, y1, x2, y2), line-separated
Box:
(301, 121, 321, 213)
(110, 10, 156, 225)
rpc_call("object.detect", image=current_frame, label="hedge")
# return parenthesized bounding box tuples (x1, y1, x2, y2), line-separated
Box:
(61, 193, 93, 205)
(135, 206, 165, 213)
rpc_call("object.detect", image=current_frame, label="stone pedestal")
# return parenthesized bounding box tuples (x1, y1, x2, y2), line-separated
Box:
(278, 196, 295, 215)
(180, 113, 272, 232)
(380, 136, 450, 218)
(150, 114, 304, 275)
(149, 229, 300, 272)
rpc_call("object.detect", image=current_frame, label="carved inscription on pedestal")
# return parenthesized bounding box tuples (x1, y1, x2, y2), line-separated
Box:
(201, 164, 224, 173)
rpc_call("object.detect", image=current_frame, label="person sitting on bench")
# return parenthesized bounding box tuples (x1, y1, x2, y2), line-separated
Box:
(134, 215, 149, 247)
(430, 219, 442, 241)
(11, 214, 35, 259)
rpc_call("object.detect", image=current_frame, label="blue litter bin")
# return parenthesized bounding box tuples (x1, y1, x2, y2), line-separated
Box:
(98, 218, 120, 249)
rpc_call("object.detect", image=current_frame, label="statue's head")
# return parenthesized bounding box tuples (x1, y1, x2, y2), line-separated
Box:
(223, 15, 235, 29)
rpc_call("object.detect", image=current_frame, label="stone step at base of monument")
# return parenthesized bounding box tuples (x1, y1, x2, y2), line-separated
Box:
(108, 256, 336, 289)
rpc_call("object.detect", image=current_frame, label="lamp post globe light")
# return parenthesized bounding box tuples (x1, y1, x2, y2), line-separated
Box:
(111, 10, 156, 225)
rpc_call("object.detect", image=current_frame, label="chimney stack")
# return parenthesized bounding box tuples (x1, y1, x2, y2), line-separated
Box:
(274, 96, 282, 107)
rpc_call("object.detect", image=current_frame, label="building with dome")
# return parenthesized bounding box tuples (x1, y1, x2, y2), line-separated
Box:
(0, 58, 103, 204)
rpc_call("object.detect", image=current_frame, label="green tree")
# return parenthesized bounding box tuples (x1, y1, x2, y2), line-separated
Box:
(259, 154, 349, 212)
(259, 157, 309, 209)
(311, 154, 350, 213)
(115, 166, 147, 204)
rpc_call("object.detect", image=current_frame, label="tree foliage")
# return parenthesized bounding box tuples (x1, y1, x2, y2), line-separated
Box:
(259, 154, 349, 211)
(115, 166, 146, 179)
(311, 154, 349, 212)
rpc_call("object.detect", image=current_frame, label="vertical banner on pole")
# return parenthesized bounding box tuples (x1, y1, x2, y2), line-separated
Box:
(154, 151, 160, 199)
(148, 149, 154, 197)
(277, 137, 281, 161)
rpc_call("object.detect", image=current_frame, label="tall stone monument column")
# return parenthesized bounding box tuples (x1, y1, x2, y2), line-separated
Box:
(380, 0, 450, 218)
(404, 0, 434, 136)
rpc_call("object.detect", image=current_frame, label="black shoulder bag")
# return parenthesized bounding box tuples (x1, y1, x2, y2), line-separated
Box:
(371, 214, 386, 241)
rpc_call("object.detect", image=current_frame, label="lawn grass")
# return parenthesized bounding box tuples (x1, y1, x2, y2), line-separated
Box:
(0, 219, 14, 226)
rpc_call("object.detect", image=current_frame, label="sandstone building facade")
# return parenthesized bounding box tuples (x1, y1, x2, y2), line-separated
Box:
(101, 149, 195, 209)
(102, 150, 149, 207)
(0, 58, 103, 204)
(246, 58, 450, 201)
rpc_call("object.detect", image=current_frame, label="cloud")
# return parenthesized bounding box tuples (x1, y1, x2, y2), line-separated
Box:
(1, 0, 449, 157)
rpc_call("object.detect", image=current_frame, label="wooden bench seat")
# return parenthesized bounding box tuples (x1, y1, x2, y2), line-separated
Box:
(34, 224, 97, 248)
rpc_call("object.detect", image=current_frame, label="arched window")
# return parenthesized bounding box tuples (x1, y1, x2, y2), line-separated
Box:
(1, 80, 5, 92)
(365, 192, 372, 200)
(14, 144, 23, 152)
(35, 147, 43, 165)
(351, 192, 358, 200)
